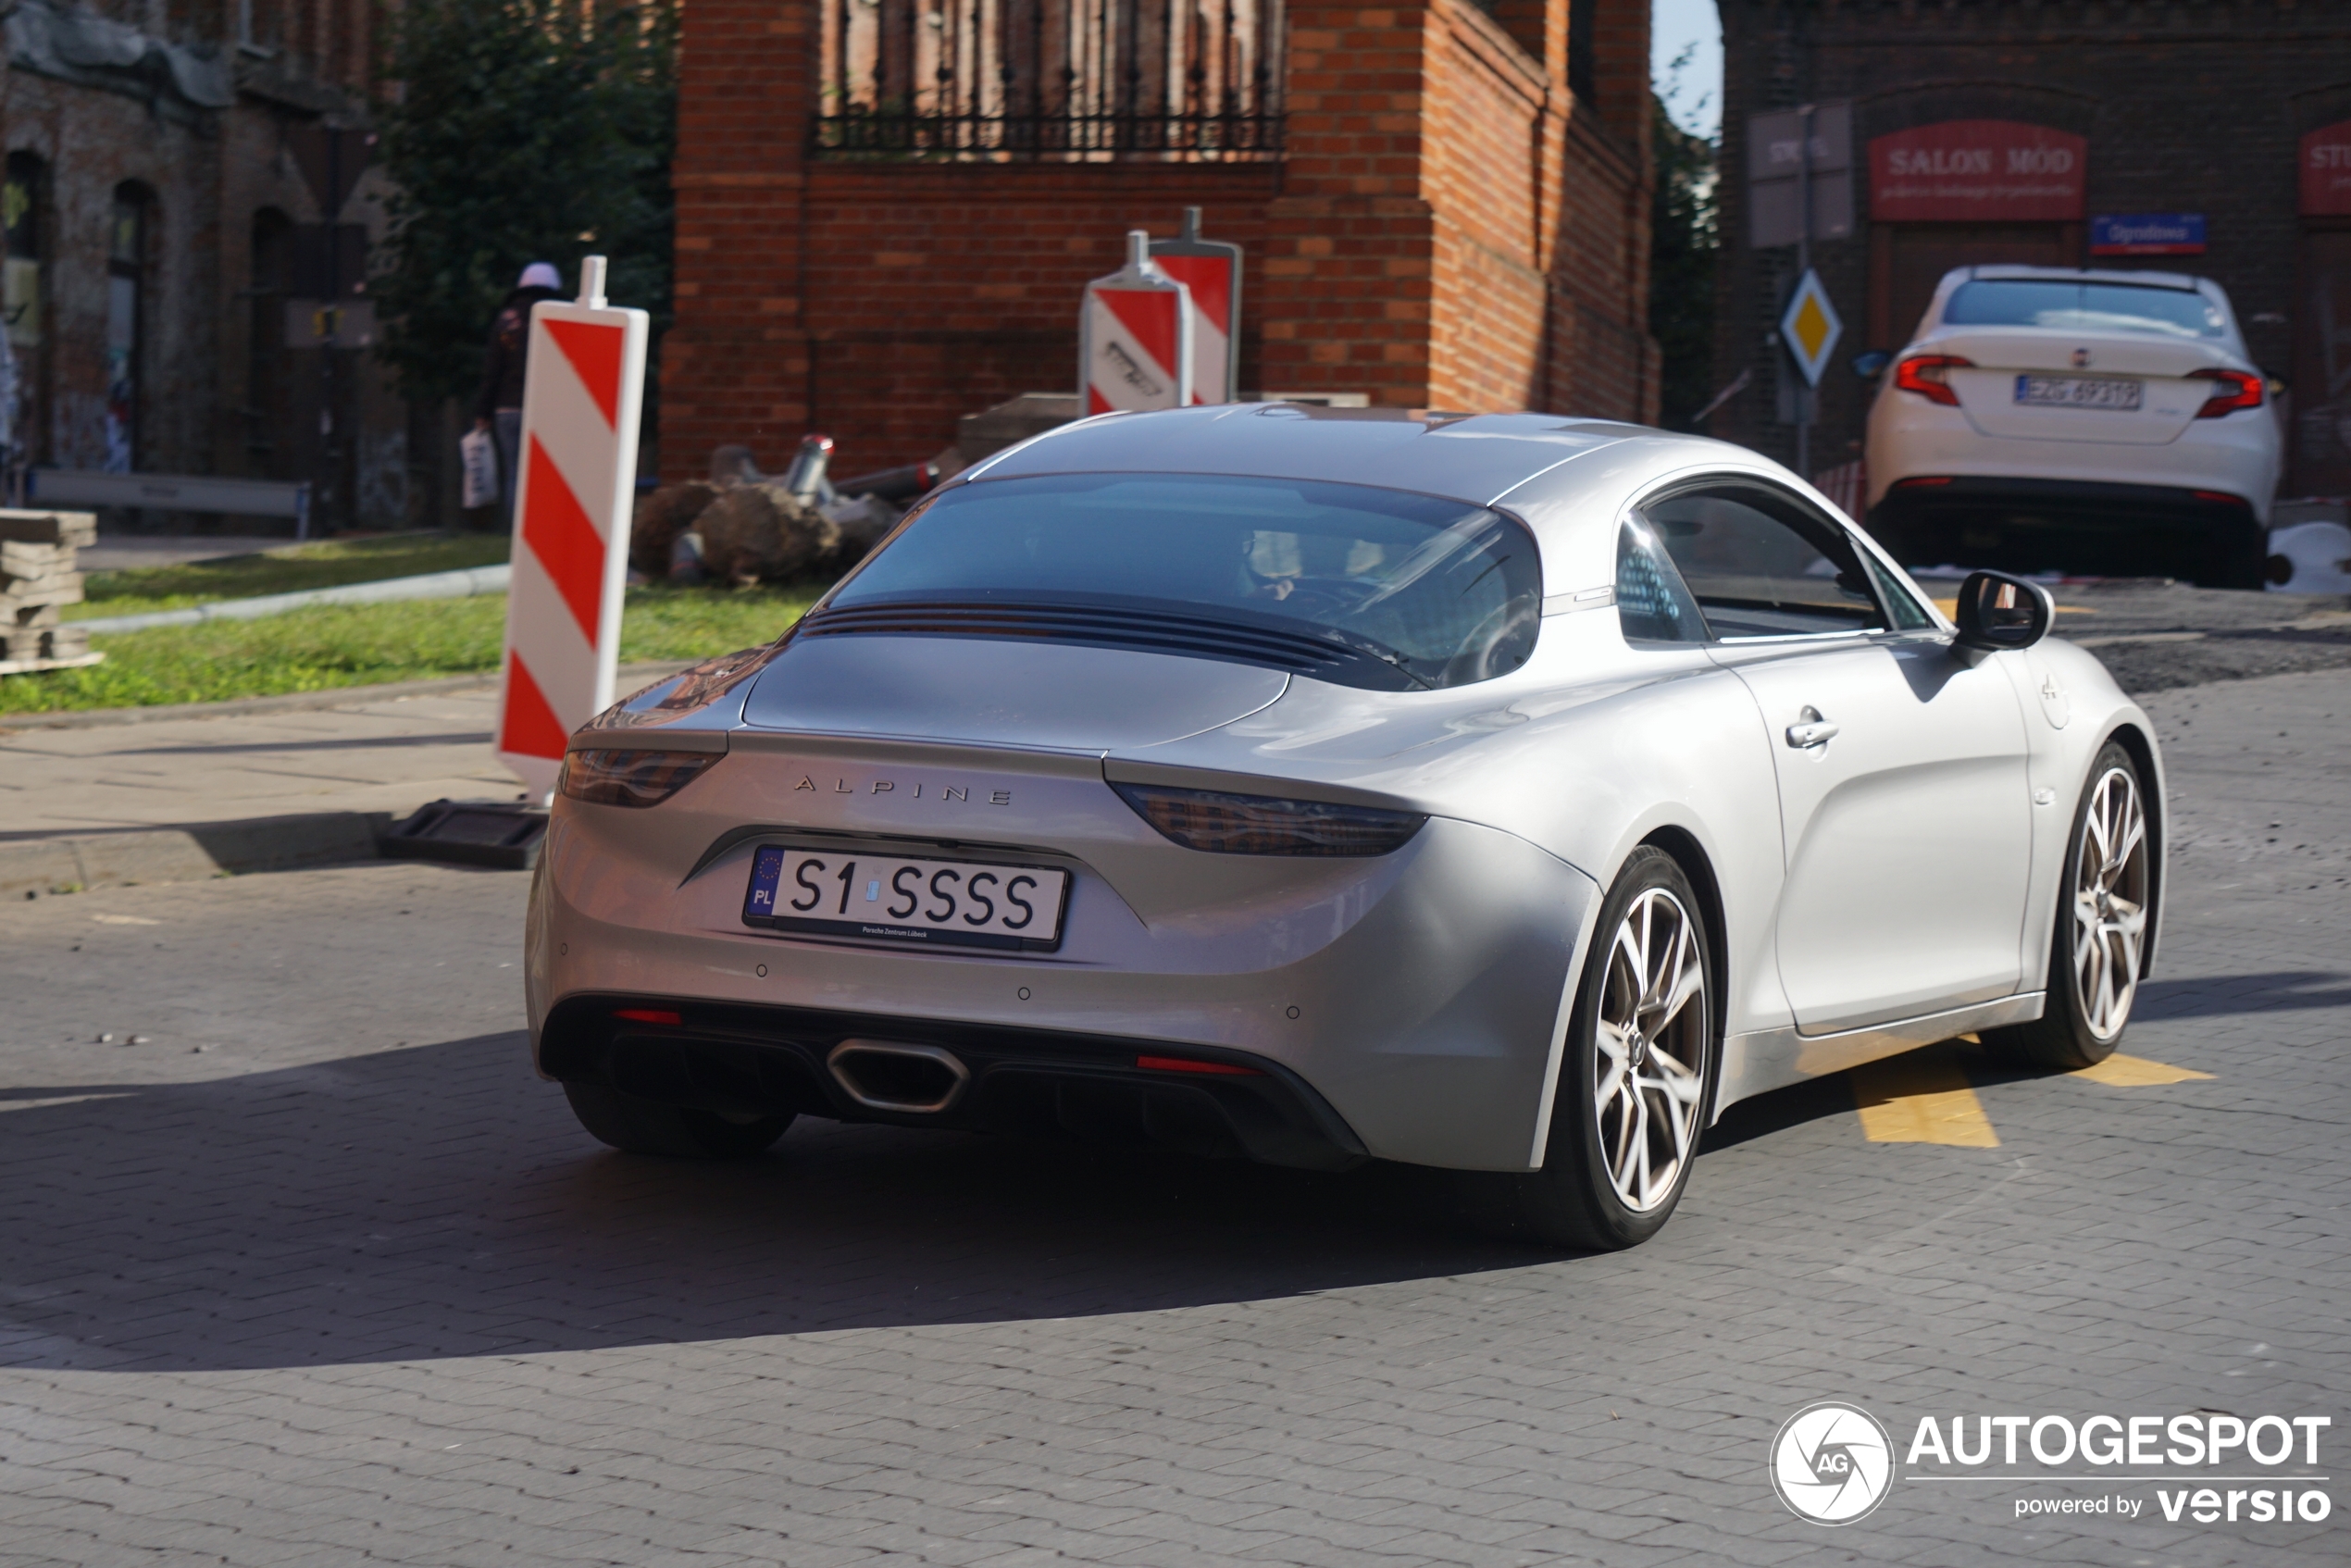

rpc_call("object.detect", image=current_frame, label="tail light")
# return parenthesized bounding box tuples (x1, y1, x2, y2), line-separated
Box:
(1894, 355, 1972, 406)
(2189, 368, 2263, 418)
(558, 749, 720, 808)
(1113, 783, 1426, 856)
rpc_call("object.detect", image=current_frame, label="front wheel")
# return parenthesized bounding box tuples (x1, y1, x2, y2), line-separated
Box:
(563, 1082, 794, 1158)
(1982, 741, 2153, 1071)
(1461, 846, 1719, 1250)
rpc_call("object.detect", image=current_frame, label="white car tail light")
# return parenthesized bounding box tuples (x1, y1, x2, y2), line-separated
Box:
(1894, 354, 1972, 406)
(2188, 368, 2263, 418)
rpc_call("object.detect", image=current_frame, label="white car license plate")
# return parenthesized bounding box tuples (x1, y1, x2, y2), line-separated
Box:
(743, 845, 1069, 951)
(2014, 374, 2142, 410)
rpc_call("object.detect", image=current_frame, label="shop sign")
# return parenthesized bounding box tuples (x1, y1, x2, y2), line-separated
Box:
(2090, 213, 2206, 255)
(2301, 120, 2351, 215)
(1869, 120, 2085, 222)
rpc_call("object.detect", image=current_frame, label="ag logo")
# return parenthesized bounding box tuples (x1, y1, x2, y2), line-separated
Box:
(1769, 1401, 1895, 1524)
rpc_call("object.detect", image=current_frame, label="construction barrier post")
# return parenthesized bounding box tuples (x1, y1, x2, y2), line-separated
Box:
(1080, 230, 1193, 415)
(1150, 207, 1241, 404)
(494, 255, 650, 799)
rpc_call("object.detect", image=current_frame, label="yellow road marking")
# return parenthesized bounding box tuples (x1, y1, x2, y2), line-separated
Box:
(1850, 1048, 2000, 1146)
(2071, 1053, 2214, 1087)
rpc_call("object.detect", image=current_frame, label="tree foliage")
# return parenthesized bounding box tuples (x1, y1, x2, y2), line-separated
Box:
(1649, 90, 1720, 431)
(372, 0, 678, 404)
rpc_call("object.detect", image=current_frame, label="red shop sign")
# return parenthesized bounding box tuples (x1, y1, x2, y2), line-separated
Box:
(1869, 119, 2086, 222)
(2302, 120, 2351, 215)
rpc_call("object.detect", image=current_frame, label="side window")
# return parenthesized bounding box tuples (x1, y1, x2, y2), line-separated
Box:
(1642, 485, 1888, 639)
(1615, 521, 1708, 642)
(1860, 551, 1937, 630)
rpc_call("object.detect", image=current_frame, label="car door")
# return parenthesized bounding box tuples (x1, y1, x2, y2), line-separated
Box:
(1639, 479, 2035, 1035)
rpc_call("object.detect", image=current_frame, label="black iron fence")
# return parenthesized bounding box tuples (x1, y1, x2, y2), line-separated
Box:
(813, 0, 1284, 161)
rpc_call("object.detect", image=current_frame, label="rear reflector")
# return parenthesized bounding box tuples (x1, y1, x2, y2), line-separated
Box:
(615, 1008, 682, 1025)
(2192, 490, 2245, 507)
(1895, 476, 1955, 488)
(1137, 1054, 1263, 1076)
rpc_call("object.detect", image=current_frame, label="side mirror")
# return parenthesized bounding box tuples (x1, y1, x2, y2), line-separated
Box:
(1850, 350, 1892, 380)
(1953, 569, 2054, 652)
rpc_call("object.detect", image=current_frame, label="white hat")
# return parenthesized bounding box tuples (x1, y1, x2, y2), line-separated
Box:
(517, 261, 562, 291)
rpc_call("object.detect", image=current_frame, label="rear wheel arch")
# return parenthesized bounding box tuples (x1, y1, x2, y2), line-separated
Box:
(1636, 825, 1732, 1042)
(2093, 721, 2163, 980)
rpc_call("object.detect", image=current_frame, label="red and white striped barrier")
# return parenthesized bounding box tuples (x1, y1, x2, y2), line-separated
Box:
(495, 256, 650, 798)
(1810, 458, 1868, 525)
(1081, 231, 1193, 415)
(1151, 208, 1241, 404)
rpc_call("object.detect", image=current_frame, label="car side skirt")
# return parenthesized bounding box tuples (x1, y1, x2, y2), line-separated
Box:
(1718, 990, 2046, 1110)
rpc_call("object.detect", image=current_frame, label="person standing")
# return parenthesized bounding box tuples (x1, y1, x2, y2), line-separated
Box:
(473, 261, 565, 528)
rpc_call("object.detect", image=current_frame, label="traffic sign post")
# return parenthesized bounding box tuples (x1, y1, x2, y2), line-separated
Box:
(1149, 207, 1241, 404)
(495, 255, 650, 799)
(1780, 268, 1841, 480)
(1080, 230, 1193, 415)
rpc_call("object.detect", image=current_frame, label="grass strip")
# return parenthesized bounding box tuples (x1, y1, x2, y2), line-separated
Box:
(68, 532, 515, 618)
(4, 582, 820, 714)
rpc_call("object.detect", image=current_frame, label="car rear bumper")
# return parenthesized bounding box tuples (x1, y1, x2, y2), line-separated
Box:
(539, 993, 1371, 1170)
(1864, 402, 2279, 524)
(528, 805, 1598, 1172)
(1864, 475, 2267, 578)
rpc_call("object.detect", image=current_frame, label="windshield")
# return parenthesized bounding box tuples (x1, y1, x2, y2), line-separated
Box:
(1943, 280, 2229, 340)
(822, 472, 1545, 689)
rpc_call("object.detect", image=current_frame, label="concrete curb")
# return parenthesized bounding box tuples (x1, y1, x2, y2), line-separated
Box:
(0, 660, 694, 731)
(0, 812, 392, 900)
(74, 564, 514, 634)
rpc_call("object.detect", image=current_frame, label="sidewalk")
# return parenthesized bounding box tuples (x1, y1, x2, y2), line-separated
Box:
(0, 666, 690, 896)
(0, 684, 520, 839)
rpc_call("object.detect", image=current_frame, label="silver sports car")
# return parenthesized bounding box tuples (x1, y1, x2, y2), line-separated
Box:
(526, 405, 2164, 1249)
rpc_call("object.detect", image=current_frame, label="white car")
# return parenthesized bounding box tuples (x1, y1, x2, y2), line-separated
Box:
(1863, 266, 2281, 587)
(529, 407, 2165, 1251)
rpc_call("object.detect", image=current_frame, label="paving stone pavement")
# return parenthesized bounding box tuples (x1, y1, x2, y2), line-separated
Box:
(0, 670, 2345, 1566)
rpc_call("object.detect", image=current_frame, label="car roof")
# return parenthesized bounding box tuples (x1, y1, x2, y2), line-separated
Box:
(964, 404, 1748, 511)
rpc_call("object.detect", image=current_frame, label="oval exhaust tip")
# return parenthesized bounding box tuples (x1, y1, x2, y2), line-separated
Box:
(827, 1039, 970, 1114)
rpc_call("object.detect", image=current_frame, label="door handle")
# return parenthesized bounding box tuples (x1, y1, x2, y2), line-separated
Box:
(1785, 706, 1840, 748)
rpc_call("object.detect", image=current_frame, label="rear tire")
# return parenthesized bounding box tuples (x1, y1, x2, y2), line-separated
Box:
(563, 1082, 793, 1158)
(1460, 847, 1719, 1250)
(1981, 741, 2153, 1071)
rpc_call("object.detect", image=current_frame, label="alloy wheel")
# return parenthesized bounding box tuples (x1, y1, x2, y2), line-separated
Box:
(2071, 764, 2149, 1041)
(1593, 887, 1709, 1212)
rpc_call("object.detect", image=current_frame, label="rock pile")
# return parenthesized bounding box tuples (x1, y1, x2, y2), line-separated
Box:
(0, 509, 104, 673)
(628, 442, 948, 588)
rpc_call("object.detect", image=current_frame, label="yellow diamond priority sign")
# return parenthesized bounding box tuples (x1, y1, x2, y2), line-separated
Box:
(1780, 269, 1842, 388)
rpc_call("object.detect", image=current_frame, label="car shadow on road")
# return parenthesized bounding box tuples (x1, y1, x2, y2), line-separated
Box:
(0, 1033, 1585, 1375)
(2134, 969, 2351, 1017)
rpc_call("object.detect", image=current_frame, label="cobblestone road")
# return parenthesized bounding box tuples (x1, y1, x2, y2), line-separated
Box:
(0, 670, 2345, 1567)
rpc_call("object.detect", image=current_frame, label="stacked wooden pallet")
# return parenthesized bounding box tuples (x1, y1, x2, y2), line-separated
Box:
(0, 508, 104, 675)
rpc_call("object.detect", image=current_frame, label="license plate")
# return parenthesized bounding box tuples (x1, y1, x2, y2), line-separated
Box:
(2014, 374, 2142, 410)
(742, 846, 1069, 951)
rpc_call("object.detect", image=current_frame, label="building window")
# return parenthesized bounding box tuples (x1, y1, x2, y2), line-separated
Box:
(3, 152, 42, 469)
(106, 184, 152, 474)
(1567, 0, 1594, 104)
(247, 207, 292, 474)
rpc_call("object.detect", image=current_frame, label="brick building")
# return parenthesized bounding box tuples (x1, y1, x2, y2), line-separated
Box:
(2, 0, 401, 531)
(1711, 0, 2351, 498)
(663, 0, 1659, 478)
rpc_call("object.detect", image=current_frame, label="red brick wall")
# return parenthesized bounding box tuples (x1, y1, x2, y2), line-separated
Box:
(665, 0, 1655, 477)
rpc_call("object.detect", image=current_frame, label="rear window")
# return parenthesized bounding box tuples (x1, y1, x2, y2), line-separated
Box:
(826, 472, 1544, 689)
(1943, 280, 2228, 340)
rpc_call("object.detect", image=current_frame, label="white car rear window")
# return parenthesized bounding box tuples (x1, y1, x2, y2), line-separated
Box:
(1943, 280, 2228, 340)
